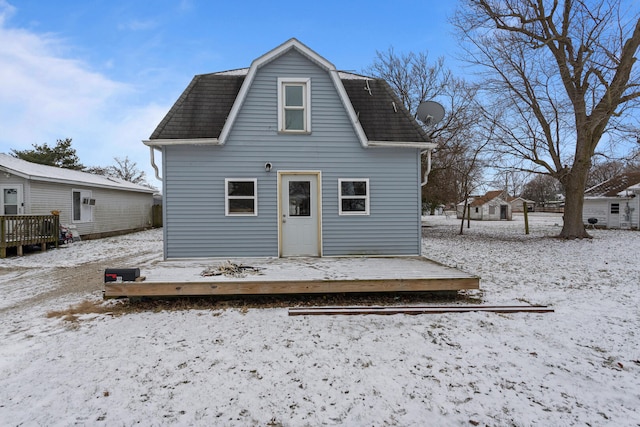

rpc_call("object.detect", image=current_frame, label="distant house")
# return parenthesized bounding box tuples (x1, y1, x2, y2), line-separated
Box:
(0, 153, 155, 239)
(583, 172, 640, 229)
(508, 196, 535, 212)
(144, 38, 436, 259)
(457, 190, 512, 221)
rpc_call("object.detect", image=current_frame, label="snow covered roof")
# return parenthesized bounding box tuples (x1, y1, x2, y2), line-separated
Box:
(584, 172, 640, 198)
(0, 153, 155, 193)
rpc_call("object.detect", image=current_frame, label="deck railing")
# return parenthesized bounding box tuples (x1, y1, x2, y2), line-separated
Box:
(0, 214, 60, 258)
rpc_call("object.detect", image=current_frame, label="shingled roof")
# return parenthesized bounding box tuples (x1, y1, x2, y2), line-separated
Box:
(150, 74, 245, 140)
(469, 190, 506, 207)
(584, 172, 640, 197)
(341, 77, 429, 142)
(149, 71, 429, 144)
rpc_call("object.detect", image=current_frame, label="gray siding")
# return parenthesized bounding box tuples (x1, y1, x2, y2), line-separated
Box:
(583, 197, 640, 228)
(28, 182, 153, 236)
(164, 50, 421, 258)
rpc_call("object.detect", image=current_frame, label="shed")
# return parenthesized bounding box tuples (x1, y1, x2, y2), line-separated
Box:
(457, 190, 512, 221)
(144, 38, 436, 259)
(507, 196, 535, 212)
(0, 153, 155, 239)
(583, 172, 640, 229)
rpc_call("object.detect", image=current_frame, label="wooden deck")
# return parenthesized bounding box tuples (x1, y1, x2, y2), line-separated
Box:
(1, 215, 59, 258)
(103, 256, 480, 298)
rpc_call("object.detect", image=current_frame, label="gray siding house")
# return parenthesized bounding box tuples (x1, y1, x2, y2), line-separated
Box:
(0, 153, 155, 238)
(145, 39, 435, 259)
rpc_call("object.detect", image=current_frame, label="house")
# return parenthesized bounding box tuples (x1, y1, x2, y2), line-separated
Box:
(0, 153, 155, 239)
(457, 190, 512, 220)
(583, 172, 640, 229)
(144, 38, 436, 259)
(508, 196, 535, 212)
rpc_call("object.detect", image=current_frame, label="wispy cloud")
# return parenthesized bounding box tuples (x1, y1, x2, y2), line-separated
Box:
(118, 19, 158, 32)
(0, 0, 16, 26)
(0, 2, 167, 186)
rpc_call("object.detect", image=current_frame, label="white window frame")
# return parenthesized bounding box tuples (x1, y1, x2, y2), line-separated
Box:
(72, 189, 93, 223)
(338, 179, 370, 216)
(225, 178, 258, 216)
(277, 77, 311, 133)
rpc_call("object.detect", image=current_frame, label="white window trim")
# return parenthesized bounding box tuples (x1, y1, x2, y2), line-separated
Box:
(72, 188, 94, 223)
(225, 178, 258, 216)
(338, 178, 370, 216)
(277, 77, 311, 133)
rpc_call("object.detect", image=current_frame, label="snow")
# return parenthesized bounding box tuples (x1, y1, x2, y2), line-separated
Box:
(1, 213, 640, 426)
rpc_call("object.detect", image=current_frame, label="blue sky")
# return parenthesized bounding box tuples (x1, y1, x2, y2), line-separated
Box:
(0, 0, 461, 189)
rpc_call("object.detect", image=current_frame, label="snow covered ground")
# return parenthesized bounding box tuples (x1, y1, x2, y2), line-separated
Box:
(1, 213, 639, 426)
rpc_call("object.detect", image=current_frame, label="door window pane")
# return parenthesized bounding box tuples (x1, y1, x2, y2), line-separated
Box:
(289, 181, 311, 217)
(3, 189, 18, 214)
(610, 203, 619, 214)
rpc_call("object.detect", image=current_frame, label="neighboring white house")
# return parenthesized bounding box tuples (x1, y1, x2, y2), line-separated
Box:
(0, 153, 155, 238)
(457, 190, 512, 221)
(583, 172, 640, 229)
(507, 196, 535, 212)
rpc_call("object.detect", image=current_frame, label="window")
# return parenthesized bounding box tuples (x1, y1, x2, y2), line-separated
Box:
(278, 78, 311, 133)
(338, 179, 369, 215)
(225, 179, 257, 216)
(72, 189, 93, 223)
(611, 203, 620, 214)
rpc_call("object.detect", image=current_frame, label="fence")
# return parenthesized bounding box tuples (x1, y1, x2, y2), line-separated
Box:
(152, 205, 163, 227)
(0, 214, 60, 258)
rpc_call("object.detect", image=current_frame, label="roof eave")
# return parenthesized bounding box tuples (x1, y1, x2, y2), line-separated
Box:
(368, 141, 437, 149)
(143, 138, 221, 147)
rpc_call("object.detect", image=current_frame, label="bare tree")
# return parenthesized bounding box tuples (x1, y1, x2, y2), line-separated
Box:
(521, 174, 563, 206)
(364, 48, 450, 118)
(87, 156, 149, 186)
(453, 0, 640, 238)
(365, 50, 490, 213)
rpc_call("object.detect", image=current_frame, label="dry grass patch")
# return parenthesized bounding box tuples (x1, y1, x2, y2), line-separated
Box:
(47, 290, 481, 322)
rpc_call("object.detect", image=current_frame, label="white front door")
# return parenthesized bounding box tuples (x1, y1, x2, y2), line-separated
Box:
(1, 185, 23, 215)
(280, 173, 320, 257)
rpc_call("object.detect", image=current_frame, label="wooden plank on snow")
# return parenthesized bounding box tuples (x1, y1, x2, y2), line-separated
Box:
(288, 305, 554, 316)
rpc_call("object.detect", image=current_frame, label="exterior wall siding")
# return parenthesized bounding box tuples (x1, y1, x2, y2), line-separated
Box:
(583, 197, 639, 228)
(163, 50, 422, 258)
(28, 181, 153, 236)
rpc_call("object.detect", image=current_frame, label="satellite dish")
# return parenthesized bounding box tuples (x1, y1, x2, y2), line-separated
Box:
(416, 101, 445, 127)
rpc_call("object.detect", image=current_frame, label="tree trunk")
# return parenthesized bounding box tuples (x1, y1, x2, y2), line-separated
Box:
(559, 153, 591, 239)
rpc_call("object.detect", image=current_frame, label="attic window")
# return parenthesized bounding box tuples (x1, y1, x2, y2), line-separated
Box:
(278, 78, 311, 133)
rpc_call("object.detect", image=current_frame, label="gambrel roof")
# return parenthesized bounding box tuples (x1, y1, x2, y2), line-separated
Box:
(584, 172, 640, 197)
(146, 39, 432, 148)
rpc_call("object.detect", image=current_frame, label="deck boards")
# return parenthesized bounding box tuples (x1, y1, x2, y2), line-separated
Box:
(103, 256, 480, 298)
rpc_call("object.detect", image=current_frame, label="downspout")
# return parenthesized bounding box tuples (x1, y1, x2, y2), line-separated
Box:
(149, 146, 162, 181)
(420, 148, 432, 186)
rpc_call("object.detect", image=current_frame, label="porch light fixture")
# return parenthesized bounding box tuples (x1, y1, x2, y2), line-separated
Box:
(265, 162, 273, 172)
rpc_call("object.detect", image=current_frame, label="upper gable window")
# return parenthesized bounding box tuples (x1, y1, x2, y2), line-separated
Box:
(278, 78, 311, 133)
